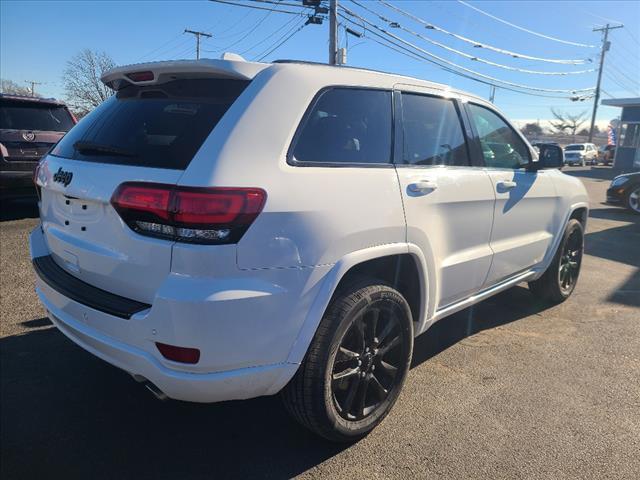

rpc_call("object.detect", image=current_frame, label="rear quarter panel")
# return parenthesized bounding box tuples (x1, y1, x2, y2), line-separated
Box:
(178, 65, 407, 270)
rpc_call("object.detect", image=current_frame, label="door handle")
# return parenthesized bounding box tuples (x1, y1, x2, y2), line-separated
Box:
(408, 180, 438, 194)
(496, 180, 517, 191)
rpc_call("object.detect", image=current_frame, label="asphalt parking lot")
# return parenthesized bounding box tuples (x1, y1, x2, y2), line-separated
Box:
(1, 166, 638, 480)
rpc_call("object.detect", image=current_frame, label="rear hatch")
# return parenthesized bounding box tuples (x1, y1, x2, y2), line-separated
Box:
(37, 62, 260, 304)
(1, 98, 74, 173)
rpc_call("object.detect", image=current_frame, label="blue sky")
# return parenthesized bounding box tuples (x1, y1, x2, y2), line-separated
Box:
(1, 0, 638, 128)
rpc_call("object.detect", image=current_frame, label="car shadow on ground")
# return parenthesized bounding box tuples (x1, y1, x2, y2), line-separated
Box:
(0, 196, 39, 221)
(1, 286, 553, 480)
(585, 207, 640, 307)
(562, 166, 617, 182)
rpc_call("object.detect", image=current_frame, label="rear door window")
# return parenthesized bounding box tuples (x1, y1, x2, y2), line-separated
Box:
(399, 93, 470, 166)
(51, 78, 249, 170)
(290, 88, 392, 165)
(0, 101, 74, 132)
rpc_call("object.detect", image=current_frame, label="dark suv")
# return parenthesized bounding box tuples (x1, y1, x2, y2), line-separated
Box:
(1, 94, 76, 197)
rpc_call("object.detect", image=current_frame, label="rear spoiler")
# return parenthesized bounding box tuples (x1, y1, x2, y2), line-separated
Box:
(101, 57, 269, 91)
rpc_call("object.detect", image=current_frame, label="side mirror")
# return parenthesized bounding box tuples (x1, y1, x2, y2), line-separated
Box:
(532, 144, 564, 170)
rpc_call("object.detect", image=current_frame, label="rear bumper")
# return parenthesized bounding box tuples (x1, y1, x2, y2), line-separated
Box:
(29, 226, 320, 403)
(39, 292, 296, 403)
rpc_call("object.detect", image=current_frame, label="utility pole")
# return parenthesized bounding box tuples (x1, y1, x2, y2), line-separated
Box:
(588, 23, 623, 142)
(184, 29, 212, 60)
(25, 80, 42, 97)
(329, 0, 338, 65)
(489, 85, 496, 103)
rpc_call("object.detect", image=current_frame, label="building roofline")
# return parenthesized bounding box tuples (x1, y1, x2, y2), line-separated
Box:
(602, 97, 640, 107)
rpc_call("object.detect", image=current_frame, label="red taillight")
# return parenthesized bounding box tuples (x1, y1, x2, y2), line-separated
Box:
(155, 342, 200, 364)
(111, 182, 266, 244)
(126, 71, 154, 82)
(113, 184, 172, 221)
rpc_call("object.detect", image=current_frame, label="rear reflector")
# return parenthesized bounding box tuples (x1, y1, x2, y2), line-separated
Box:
(126, 71, 154, 82)
(155, 342, 200, 364)
(111, 182, 266, 244)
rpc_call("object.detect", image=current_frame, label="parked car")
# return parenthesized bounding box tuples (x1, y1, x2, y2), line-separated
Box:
(564, 143, 598, 166)
(598, 144, 616, 165)
(0, 94, 76, 198)
(29, 58, 588, 442)
(606, 172, 640, 214)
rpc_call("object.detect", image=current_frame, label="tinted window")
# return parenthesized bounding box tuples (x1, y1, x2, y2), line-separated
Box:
(565, 145, 585, 151)
(0, 101, 74, 132)
(468, 104, 530, 169)
(292, 88, 392, 164)
(400, 93, 469, 166)
(51, 78, 249, 169)
(621, 123, 640, 148)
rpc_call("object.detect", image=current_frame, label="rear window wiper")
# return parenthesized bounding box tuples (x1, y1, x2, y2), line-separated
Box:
(73, 141, 137, 157)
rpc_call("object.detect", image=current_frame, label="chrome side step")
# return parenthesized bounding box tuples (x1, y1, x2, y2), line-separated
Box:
(432, 270, 537, 322)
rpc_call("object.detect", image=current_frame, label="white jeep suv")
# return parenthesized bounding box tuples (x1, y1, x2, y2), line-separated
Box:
(30, 58, 588, 441)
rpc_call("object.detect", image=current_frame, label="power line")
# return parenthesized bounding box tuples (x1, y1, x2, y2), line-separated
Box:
(354, 1, 595, 75)
(458, 0, 596, 48)
(377, 0, 591, 65)
(607, 62, 640, 90)
(239, 13, 302, 55)
(208, 8, 275, 54)
(604, 71, 639, 96)
(209, 0, 307, 15)
(339, 5, 594, 95)
(625, 27, 640, 48)
(248, 0, 314, 8)
(338, 12, 591, 100)
(135, 32, 185, 62)
(257, 21, 307, 61)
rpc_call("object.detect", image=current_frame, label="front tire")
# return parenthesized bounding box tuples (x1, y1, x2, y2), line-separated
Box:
(282, 278, 414, 442)
(529, 219, 584, 303)
(626, 186, 640, 215)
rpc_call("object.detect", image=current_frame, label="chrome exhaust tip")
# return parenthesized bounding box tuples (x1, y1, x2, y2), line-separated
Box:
(144, 381, 169, 401)
(130, 373, 168, 401)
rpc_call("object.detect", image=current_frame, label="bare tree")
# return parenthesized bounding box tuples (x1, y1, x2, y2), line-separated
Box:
(550, 109, 588, 137)
(0, 78, 35, 96)
(520, 122, 543, 138)
(62, 49, 115, 115)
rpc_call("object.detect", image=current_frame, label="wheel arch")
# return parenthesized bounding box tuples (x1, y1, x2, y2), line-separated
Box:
(533, 201, 589, 280)
(285, 243, 432, 366)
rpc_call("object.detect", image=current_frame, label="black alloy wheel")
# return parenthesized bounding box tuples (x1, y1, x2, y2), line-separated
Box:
(282, 279, 413, 442)
(331, 303, 406, 421)
(558, 227, 583, 295)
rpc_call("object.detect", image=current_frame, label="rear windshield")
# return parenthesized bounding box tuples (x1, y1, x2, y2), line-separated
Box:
(565, 145, 585, 151)
(0, 101, 75, 132)
(51, 78, 249, 169)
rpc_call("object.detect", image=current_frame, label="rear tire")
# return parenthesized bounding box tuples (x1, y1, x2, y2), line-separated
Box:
(528, 219, 584, 304)
(282, 278, 414, 442)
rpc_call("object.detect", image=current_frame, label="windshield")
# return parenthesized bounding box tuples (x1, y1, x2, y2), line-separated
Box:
(565, 145, 585, 151)
(51, 78, 249, 170)
(0, 101, 75, 132)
